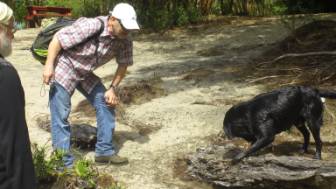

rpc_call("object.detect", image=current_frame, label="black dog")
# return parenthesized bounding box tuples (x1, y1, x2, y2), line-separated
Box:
(223, 86, 336, 163)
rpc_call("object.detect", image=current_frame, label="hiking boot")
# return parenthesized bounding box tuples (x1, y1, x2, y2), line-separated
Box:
(95, 154, 129, 164)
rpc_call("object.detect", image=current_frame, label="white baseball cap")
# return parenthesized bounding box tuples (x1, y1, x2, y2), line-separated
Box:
(0, 2, 13, 25)
(110, 3, 140, 30)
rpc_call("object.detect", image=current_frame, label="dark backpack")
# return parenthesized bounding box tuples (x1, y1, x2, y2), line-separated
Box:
(31, 17, 104, 65)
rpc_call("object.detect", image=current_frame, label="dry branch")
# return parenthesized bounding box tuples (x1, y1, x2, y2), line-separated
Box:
(260, 51, 336, 65)
(247, 75, 291, 83)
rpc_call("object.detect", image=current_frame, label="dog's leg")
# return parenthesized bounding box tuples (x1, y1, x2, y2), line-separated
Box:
(307, 120, 322, 160)
(232, 120, 276, 164)
(295, 124, 310, 153)
(232, 136, 275, 164)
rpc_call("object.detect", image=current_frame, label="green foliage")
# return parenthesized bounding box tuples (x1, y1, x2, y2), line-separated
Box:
(272, 1, 288, 15)
(142, 7, 173, 30)
(13, 1, 28, 26)
(10, 0, 336, 30)
(42, 0, 83, 18)
(211, 3, 222, 15)
(78, 0, 101, 18)
(31, 143, 125, 188)
(187, 5, 202, 24)
(31, 143, 64, 182)
(74, 159, 98, 188)
(175, 6, 189, 27)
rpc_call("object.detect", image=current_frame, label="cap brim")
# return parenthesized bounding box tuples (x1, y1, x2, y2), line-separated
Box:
(121, 19, 140, 30)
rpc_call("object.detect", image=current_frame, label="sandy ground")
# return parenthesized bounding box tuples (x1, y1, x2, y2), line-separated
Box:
(8, 15, 335, 189)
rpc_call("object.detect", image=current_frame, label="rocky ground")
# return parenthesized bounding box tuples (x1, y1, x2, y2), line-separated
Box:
(8, 13, 336, 189)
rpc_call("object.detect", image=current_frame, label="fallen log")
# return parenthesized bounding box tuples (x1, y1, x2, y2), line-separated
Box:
(187, 144, 336, 189)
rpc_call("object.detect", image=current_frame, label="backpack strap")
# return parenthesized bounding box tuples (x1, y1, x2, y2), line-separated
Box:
(65, 18, 104, 65)
(77, 18, 104, 46)
(96, 18, 104, 37)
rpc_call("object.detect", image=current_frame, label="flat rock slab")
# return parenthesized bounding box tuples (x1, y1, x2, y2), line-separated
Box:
(187, 144, 336, 189)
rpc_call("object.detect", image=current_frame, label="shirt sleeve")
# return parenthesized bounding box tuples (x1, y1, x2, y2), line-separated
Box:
(116, 39, 133, 66)
(55, 17, 102, 50)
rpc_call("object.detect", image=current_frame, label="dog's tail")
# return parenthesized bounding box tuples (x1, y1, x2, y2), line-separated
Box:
(318, 89, 336, 99)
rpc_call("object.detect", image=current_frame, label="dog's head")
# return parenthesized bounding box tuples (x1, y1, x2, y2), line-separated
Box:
(223, 105, 253, 141)
(223, 107, 237, 140)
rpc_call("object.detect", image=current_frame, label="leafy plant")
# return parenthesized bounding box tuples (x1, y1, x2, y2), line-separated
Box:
(187, 5, 202, 24)
(14, 1, 28, 26)
(272, 1, 288, 15)
(32, 143, 125, 188)
(31, 143, 64, 183)
(74, 159, 98, 188)
(175, 6, 189, 26)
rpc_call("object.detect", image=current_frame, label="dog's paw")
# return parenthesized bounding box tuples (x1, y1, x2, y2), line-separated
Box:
(231, 158, 241, 165)
(231, 153, 245, 165)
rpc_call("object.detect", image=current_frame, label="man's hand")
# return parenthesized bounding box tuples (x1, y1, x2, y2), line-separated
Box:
(43, 36, 62, 85)
(104, 87, 119, 106)
(43, 63, 54, 85)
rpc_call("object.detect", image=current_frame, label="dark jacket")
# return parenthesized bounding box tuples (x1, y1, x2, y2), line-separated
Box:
(0, 56, 37, 189)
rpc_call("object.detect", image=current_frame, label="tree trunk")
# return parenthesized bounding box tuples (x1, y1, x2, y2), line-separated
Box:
(199, 0, 213, 15)
(242, 0, 248, 15)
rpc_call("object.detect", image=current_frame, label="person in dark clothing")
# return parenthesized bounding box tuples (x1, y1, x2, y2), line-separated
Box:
(0, 2, 37, 189)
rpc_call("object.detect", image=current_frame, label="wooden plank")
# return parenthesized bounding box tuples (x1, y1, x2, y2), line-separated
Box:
(34, 13, 71, 17)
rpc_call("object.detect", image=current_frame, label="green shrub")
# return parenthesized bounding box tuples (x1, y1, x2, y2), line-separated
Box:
(187, 5, 202, 24)
(176, 6, 189, 26)
(14, 1, 28, 26)
(272, 1, 288, 15)
(11, 0, 334, 31)
(143, 7, 173, 30)
(78, 0, 101, 18)
(74, 159, 98, 188)
(31, 143, 125, 188)
(31, 143, 64, 183)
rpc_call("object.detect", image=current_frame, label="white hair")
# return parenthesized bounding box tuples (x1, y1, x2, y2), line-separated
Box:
(0, 24, 12, 57)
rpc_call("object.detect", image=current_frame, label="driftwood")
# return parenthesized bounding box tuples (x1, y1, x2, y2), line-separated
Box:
(187, 144, 336, 189)
(260, 51, 336, 65)
(35, 114, 97, 149)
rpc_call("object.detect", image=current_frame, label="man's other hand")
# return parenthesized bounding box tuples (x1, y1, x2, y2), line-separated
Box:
(43, 64, 54, 85)
(104, 88, 119, 106)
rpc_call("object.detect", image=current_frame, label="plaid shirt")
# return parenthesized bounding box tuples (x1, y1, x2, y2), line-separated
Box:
(54, 16, 133, 94)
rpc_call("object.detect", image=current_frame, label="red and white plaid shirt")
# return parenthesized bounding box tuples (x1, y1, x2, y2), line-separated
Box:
(54, 16, 133, 94)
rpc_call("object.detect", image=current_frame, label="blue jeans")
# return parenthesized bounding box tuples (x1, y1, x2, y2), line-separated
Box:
(49, 82, 116, 167)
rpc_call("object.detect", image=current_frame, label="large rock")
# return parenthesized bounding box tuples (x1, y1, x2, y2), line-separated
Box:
(187, 144, 336, 189)
(35, 114, 97, 149)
